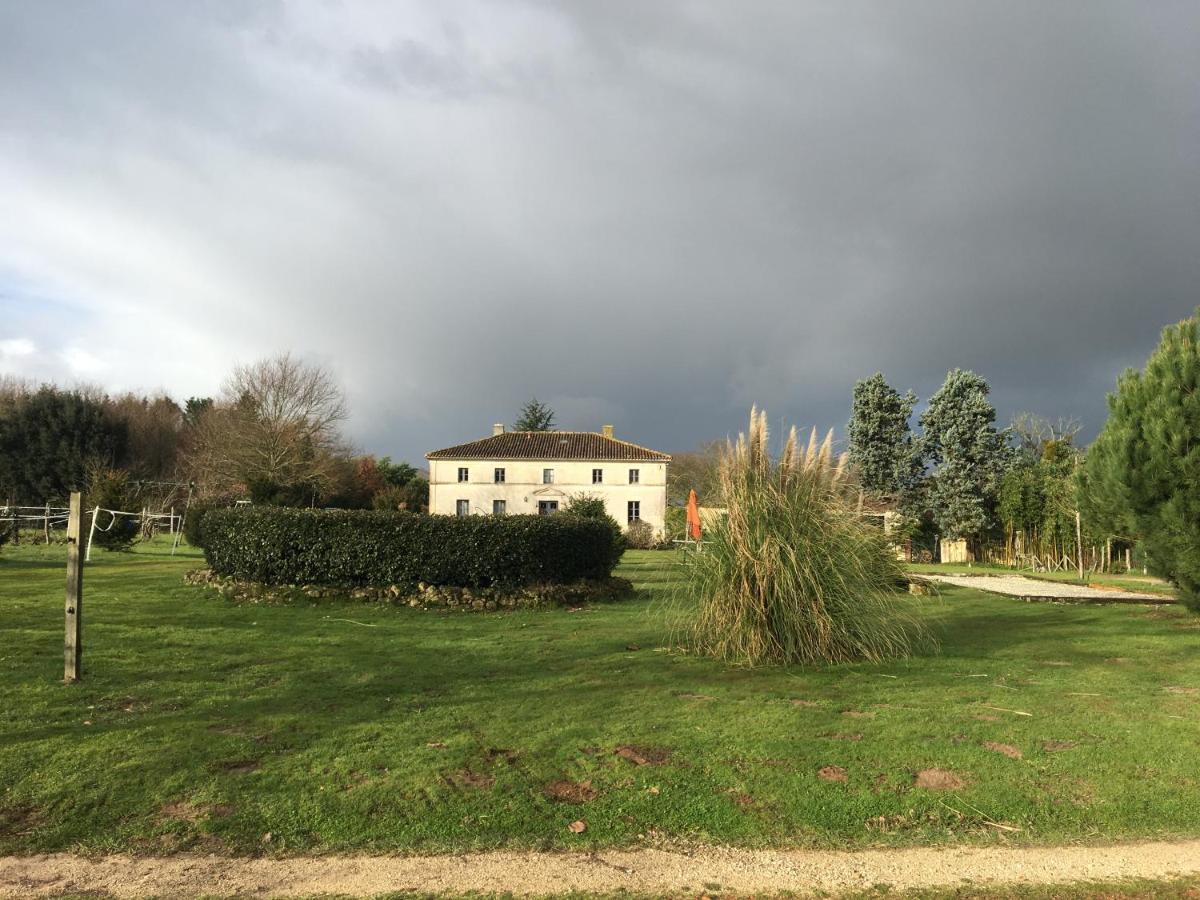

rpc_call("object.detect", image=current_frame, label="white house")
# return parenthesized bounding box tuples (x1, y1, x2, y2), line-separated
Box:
(426, 425, 670, 534)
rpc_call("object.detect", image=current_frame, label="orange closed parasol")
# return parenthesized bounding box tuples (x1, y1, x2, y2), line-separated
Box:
(685, 489, 702, 541)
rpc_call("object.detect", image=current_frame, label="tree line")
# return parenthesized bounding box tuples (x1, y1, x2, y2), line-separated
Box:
(0, 354, 427, 521)
(667, 309, 1199, 610)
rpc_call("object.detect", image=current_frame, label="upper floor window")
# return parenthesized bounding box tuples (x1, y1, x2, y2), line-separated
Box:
(592, 468, 603, 484)
(494, 467, 505, 483)
(543, 468, 555, 484)
(457, 467, 469, 483)
(456, 499, 469, 517)
(629, 469, 640, 484)
(627, 500, 641, 523)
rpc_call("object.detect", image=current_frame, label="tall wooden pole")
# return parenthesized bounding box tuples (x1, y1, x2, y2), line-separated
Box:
(64, 492, 84, 683)
(1074, 510, 1084, 581)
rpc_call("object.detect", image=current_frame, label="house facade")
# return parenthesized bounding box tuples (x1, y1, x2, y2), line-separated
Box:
(426, 425, 670, 534)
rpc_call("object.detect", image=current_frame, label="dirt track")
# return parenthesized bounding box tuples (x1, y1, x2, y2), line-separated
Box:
(921, 573, 1169, 603)
(4, 840, 1200, 898)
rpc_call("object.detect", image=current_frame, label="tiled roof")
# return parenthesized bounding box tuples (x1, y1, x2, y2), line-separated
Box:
(427, 431, 671, 462)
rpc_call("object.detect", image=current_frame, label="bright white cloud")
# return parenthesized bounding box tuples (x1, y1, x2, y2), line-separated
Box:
(0, 338, 35, 358)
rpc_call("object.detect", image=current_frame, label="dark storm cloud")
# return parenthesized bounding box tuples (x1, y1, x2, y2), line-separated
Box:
(1, 1, 1197, 460)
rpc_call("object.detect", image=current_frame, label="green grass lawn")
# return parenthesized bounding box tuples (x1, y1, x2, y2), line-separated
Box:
(2, 542, 1199, 857)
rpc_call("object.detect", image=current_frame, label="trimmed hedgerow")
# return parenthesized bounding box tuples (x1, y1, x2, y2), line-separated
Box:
(201, 508, 622, 588)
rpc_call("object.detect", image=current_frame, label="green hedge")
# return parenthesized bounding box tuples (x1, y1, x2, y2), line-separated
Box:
(201, 508, 623, 588)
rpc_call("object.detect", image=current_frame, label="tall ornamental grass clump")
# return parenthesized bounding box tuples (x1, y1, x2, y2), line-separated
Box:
(685, 408, 931, 667)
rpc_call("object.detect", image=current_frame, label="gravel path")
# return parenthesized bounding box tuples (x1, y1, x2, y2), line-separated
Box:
(4, 841, 1200, 897)
(920, 573, 1170, 603)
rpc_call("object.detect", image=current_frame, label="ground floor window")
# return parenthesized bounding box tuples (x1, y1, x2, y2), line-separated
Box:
(627, 500, 640, 523)
(493, 499, 506, 515)
(456, 499, 469, 517)
(538, 500, 559, 516)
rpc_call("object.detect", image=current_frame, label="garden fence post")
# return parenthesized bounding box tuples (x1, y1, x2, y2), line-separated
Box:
(44, 502, 50, 544)
(1074, 511, 1084, 581)
(64, 492, 84, 683)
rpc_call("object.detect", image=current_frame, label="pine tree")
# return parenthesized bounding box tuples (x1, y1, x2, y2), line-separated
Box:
(0, 387, 127, 502)
(513, 397, 555, 432)
(1082, 309, 1200, 610)
(847, 373, 921, 497)
(919, 369, 1010, 540)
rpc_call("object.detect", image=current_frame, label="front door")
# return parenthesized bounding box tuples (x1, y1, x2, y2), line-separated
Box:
(538, 500, 559, 516)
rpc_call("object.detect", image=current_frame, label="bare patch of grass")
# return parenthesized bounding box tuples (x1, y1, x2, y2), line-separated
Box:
(543, 780, 596, 803)
(914, 769, 967, 790)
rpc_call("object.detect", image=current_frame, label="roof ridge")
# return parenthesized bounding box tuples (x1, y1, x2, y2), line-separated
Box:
(425, 430, 670, 461)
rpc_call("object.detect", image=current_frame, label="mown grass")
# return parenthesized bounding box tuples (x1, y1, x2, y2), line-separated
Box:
(1, 542, 1199, 857)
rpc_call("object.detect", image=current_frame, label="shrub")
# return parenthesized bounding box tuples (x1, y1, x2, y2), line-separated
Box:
(624, 519, 657, 550)
(182, 502, 212, 549)
(85, 466, 139, 551)
(683, 408, 931, 667)
(201, 508, 622, 588)
(563, 493, 625, 561)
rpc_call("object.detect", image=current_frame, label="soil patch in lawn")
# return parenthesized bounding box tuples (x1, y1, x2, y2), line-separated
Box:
(1043, 740, 1078, 752)
(447, 770, 494, 790)
(0, 806, 42, 839)
(983, 742, 1024, 759)
(543, 780, 597, 803)
(614, 745, 670, 766)
(818, 766, 848, 782)
(914, 768, 966, 790)
(159, 802, 235, 823)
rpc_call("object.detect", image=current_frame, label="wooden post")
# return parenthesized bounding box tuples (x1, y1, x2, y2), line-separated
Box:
(171, 484, 193, 556)
(44, 502, 51, 544)
(64, 492, 84, 683)
(169, 505, 176, 534)
(1075, 511, 1084, 581)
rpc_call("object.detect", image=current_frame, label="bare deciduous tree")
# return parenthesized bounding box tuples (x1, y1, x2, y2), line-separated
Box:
(188, 353, 349, 501)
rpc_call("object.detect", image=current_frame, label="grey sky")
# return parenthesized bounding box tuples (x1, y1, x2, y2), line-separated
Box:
(2, 1, 1197, 462)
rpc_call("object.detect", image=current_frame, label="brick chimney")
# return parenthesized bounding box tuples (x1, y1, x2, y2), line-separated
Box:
(601, 424, 614, 439)
(493, 423, 506, 436)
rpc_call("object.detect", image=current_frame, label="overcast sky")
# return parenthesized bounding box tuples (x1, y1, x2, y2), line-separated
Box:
(2, 1, 1197, 462)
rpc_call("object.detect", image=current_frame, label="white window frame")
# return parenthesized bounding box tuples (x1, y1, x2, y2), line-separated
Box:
(493, 499, 506, 516)
(494, 467, 505, 484)
(627, 500, 641, 523)
(592, 468, 603, 484)
(543, 468, 555, 484)
(456, 499, 469, 517)
(457, 467, 469, 483)
(629, 468, 640, 484)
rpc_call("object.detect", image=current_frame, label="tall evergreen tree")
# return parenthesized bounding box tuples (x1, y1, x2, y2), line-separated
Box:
(1080, 309, 1200, 610)
(847, 373, 920, 497)
(0, 387, 127, 502)
(919, 369, 1010, 540)
(513, 397, 555, 432)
